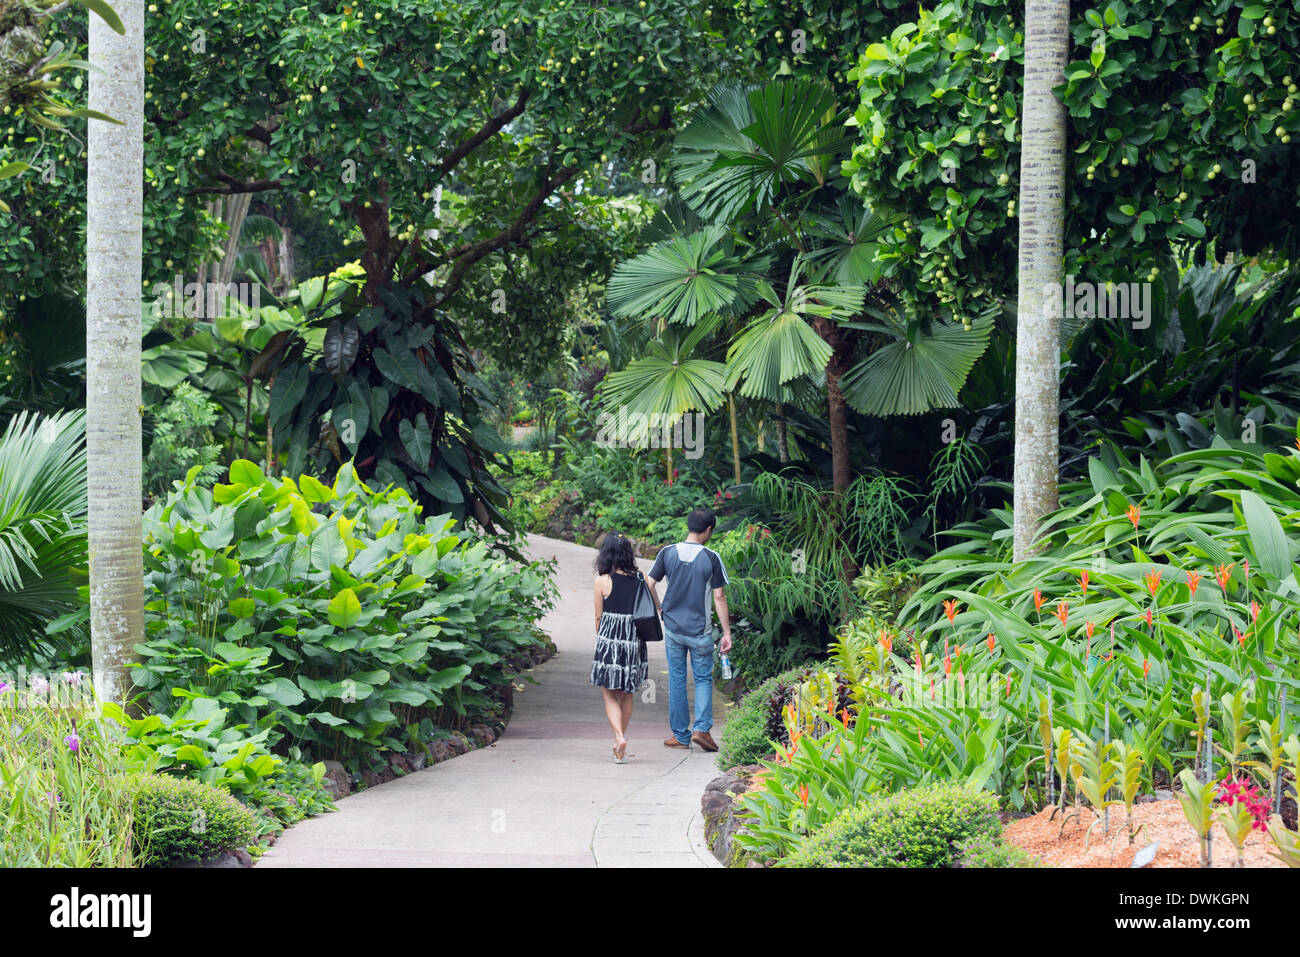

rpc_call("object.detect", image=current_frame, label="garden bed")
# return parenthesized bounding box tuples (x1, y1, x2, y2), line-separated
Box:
(1004, 801, 1287, 868)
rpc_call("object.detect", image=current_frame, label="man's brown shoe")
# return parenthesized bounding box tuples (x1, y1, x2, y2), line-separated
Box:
(663, 736, 690, 749)
(691, 732, 719, 752)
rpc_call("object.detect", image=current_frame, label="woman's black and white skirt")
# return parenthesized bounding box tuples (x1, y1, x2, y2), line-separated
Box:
(590, 612, 648, 694)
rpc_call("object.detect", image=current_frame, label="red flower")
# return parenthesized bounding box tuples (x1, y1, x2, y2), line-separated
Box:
(797, 784, 809, 808)
(1033, 588, 1045, 612)
(1144, 569, 1162, 596)
(913, 650, 923, 674)
(1052, 601, 1069, 627)
(630, 495, 635, 504)
(725, 491, 732, 499)
(1242, 559, 1250, 583)
(1186, 570, 1201, 598)
(1125, 503, 1141, 530)
(1250, 600, 1260, 623)
(943, 650, 953, 675)
(1005, 674, 1012, 697)
(1142, 658, 1151, 680)
(985, 632, 996, 653)
(1078, 570, 1090, 595)
(1215, 563, 1235, 590)
(1142, 607, 1153, 627)
(943, 599, 959, 623)
(1232, 624, 1249, 647)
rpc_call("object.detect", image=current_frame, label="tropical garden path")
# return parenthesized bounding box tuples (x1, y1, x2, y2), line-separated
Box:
(257, 534, 725, 868)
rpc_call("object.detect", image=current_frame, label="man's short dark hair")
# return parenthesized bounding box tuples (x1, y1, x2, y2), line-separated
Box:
(687, 508, 717, 534)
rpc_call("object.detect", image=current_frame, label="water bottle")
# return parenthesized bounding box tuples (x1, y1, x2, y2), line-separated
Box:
(720, 653, 732, 680)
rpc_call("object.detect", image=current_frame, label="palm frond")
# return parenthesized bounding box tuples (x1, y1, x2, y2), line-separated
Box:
(840, 316, 995, 417)
(605, 225, 759, 326)
(0, 410, 88, 658)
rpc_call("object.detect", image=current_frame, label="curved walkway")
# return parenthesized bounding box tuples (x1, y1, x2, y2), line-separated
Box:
(257, 535, 725, 868)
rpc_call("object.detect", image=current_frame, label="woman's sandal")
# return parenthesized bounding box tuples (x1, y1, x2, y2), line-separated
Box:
(613, 740, 628, 763)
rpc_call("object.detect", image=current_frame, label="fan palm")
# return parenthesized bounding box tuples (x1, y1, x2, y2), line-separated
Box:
(600, 318, 727, 479)
(0, 410, 88, 659)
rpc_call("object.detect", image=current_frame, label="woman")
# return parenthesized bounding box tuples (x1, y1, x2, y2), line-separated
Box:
(590, 532, 657, 763)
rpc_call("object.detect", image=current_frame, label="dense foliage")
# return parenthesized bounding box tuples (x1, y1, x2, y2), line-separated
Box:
(780, 783, 1002, 868)
(137, 459, 555, 770)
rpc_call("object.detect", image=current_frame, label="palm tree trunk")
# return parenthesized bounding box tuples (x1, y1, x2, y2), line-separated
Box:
(86, 0, 144, 705)
(1012, 0, 1069, 561)
(814, 318, 856, 493)
(775, 403, 788, 463)
(665, 441, 673, 483)
(727, 393, 741, 486)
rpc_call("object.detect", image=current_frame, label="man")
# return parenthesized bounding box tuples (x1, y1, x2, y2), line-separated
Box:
(646, 507, 731, 752)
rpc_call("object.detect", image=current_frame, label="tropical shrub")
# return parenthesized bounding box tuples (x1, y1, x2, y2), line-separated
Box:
(715, 668, 808, 771)
(956, 832, 1048, 868)
(136, 459, 556, 770)
(0, 687, 139, 867)
(753, 440, 1300, 832)
(131, 773, 260, 866)
(780, 783, 1001, 868)
(0, 409, 87, 660)
(142, 381, 224, 501)
(105, 698, 282, 797)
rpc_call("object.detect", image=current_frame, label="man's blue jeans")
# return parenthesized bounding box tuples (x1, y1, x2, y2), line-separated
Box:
(665, 629, 714, 745)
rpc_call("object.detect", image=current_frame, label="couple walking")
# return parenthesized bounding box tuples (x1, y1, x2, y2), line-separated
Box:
(589, 508, 731, 762)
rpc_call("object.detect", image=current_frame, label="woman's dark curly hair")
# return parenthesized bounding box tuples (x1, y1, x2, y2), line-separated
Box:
(595, 531, 638, 576)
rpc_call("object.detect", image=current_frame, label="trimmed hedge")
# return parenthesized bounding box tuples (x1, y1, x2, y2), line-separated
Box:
(781, 783, 1001, 868)
(132, 774, 259, 866)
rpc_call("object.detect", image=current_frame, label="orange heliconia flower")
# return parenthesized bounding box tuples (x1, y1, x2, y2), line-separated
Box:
(1186, 570, 1201, 598)
(839, 708, 852, 730)
(986, 632, 996, 653)
(1078, 570, 1090, 595)
(1233, 624, 1248, 647)
(943, 650, 953, 675)
(1053, 601, 1069, 626)
(1142, 658, 1151, 680)
(1126, 504, 1141, 530)
(1215, 563, 1235, 590)
(1144, 569, 1162, 596)
(1142, 607, 1154, 627)
(1085, 621, 1096, 640)
(943, 599, 959, 623)
(879, 629, 893, 654)
(797, 784, 809, 808)
(1033, 587, 1045, 612)
(1250, 601, 1261, 623)
(1242, 559, 1251, 583)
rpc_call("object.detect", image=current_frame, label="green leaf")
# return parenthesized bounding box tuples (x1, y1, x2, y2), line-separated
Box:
(228, 597, 255, 618)
(399, 413, 433, 468)
(1238, 489, 1291, 582)
(74, 0, 126, 34)
(327, 588, 362, 628)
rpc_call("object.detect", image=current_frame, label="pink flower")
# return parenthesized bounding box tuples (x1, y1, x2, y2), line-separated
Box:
(64, 733, 80, 753)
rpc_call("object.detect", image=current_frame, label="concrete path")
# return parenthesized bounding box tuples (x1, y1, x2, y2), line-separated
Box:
(257, 534, 726, 868)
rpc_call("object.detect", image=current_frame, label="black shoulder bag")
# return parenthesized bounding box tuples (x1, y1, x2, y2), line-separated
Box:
(632, 571, 663, 642)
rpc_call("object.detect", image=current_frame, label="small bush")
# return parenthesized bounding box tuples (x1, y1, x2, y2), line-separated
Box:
(781, 783, 1001, 868)
(132, 774, 259, 866)
(956, 832, 1047, 868)
(716, 664, 818, 770)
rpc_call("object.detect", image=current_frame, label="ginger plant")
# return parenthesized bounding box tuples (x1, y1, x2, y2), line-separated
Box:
(1177, 769, 1216, 867)
(1068, 731, 1119, 850)
(1112, 740, 1146, 845)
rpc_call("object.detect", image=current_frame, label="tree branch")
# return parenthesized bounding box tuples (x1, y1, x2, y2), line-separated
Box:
(436, 88, 532, 180)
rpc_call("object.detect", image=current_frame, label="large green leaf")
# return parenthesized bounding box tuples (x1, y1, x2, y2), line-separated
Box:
(840, 317, 994, 417)
(605, 225, 756, 326)
(399, 414, 433, 469)
(327, 588, 362, 628)
(1237, 489, 1292, 582)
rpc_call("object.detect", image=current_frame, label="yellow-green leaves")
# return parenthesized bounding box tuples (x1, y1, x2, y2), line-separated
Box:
(299, 474, 336, 504)
(327, 588, 362, 628)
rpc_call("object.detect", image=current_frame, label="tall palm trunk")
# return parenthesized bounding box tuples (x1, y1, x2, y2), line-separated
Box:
(1012, 0, 1069, 561)
(87, 0, 144, 705)
(814, 318, 857, 493)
